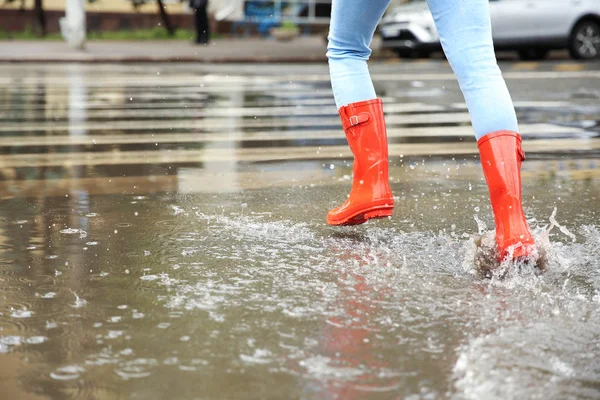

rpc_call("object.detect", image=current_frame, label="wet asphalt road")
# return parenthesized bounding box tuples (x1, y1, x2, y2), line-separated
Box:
(0, 60, 599, 399)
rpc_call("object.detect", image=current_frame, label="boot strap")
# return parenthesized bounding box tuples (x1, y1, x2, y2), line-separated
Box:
(341, 112, 370, 133)
(517, 143, 526, 162)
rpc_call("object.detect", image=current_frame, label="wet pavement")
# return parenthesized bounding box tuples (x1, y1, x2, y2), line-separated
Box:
(0, 37, 330, 63)
(0, 62, 600, 399)
(0, 37, 590, 64)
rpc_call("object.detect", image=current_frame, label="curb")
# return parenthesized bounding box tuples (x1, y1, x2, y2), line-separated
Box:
(0, 56, 330, 63)
(0, 55, 397, 64)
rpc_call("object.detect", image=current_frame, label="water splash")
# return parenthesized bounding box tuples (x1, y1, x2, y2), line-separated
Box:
(71, 292, 87, 308)
(548, 207, 577, 242)
(60, 228, 88, 238)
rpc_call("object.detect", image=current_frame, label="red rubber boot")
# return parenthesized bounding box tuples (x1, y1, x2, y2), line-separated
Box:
(478, 131, 537, 260)
(326, 99, 394, 226)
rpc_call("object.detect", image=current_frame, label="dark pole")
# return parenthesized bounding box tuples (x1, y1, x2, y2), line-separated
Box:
(33, 0, 46, 36)
(156, 0, 176, 36)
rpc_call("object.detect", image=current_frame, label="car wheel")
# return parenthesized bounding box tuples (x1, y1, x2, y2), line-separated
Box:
(394, 49, 413, 58)
(394, 49, 430, 59)
(518, 48, 549, 61)
(413, 50, 431, 59)
(569, 20, 600, 60)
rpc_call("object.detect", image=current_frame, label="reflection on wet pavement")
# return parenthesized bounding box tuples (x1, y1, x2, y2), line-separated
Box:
(0, 63, 599, 399)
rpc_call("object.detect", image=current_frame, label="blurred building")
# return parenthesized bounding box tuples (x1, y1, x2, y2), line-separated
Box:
(1, 0, 191, 34)
(0, 0, 409, 35)
(209, 0, 408, 22)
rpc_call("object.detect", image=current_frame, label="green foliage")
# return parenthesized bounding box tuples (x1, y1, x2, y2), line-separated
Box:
(87, 27, 196, 40)
(279, 21, 299, 31)
(0, 27, 202, 40)
(0, 26, 62, 39)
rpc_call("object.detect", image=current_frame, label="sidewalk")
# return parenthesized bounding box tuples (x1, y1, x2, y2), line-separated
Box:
(1, 37, 595, 65)
(0, 36, 353, 63)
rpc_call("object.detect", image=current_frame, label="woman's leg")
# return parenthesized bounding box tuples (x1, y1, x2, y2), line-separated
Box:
(325, 0, 395, 226)
(427, 0, 536, 261)
(327, 0, 392, 109)
(426, 0, 518, 140)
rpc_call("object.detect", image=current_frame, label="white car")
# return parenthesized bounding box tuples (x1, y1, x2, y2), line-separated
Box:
(379, 0, 600, 60)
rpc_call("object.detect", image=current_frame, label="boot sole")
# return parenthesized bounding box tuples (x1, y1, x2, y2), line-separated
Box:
(499, 242, 538, 262)
(327, 206, 394, 226)
(498, 236, 537, 261)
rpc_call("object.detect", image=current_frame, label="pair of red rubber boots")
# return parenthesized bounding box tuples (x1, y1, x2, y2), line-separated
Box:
(326, 99, 536, 261)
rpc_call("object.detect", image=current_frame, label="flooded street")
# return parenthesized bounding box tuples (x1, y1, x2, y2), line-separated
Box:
(0, 62, 599, 399)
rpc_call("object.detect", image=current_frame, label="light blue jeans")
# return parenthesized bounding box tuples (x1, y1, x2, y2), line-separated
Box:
(327, 0, 519, 140)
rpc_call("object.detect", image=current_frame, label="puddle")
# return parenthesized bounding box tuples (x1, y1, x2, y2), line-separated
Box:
(0, 63, 598, 399)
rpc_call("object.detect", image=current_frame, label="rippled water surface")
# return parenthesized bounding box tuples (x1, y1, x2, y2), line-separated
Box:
(0, 63, 599, 399)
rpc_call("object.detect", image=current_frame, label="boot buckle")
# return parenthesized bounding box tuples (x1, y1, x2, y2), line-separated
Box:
(341, 112, 370, 135)
(348, 112, 370, 127)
